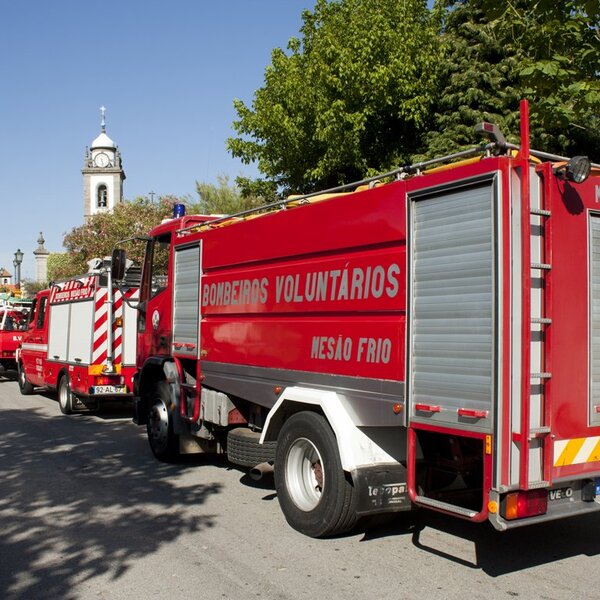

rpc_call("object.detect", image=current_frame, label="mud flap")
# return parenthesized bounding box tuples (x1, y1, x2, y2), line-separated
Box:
(133, 396, 148, 425)
(353, 465, 411, 516)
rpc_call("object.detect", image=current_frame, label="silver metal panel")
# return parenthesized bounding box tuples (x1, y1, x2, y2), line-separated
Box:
(527, 168, 544, 481)
(201, 360, 404, 427)
(409, 182, 495, 430)
(510, 168, 523, 485)
(172, 245, 201, 357)
(48, 303, 70, 361)
(123, 293, 137, 366)
(67, 300, 94, 364)
(201, 388, 234, 427)
(589, 215, 600, 425)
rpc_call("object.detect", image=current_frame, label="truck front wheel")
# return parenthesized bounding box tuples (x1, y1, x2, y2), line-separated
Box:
(58, 375, 73, 415)
(146, 381, 179, 461)
(274, 411, 357, 538)
(18, 364, 34, 395)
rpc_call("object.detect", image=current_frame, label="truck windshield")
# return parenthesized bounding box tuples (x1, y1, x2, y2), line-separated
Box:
(0, 310, 27, 331)
(151, 235, 170, 298)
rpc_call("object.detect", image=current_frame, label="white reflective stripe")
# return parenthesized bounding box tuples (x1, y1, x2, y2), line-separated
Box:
(554, 439, 569, 461)
(21, 343, 48, 353)
(574, 437, 600, 465)
(554, 436, 600, 466)
(94, 303, 108, 325)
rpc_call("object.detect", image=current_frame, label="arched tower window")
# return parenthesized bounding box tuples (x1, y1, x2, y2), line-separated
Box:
(97, 185, 108, 208)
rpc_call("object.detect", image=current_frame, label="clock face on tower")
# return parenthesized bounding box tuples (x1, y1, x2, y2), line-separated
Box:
(94, 152, 110, 168)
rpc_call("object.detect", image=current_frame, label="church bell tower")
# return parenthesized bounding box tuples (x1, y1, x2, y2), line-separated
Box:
(82, 106, 126, 220)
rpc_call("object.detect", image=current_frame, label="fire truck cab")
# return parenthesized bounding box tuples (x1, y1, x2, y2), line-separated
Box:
(0, 304, 29, 375)
(120, 103, 600, 538)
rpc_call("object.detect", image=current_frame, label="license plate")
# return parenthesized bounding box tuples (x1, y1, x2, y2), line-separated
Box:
(92, 385, 127, 395)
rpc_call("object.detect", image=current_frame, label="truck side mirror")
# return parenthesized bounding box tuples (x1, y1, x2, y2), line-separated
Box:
(111, 249, 126, 281)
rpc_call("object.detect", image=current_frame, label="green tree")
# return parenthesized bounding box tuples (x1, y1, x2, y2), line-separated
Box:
(228, 0, 443, 195)
(424, 0, 600, 158)
(20, 279, 48, 298)
(421, 0, 521, 158)
(481, 0, 600, 156)
(52, 177, 259, 281)
(47, 253, 73, 282)
(192, 175, 265, 215)
(51, 198, 173, 280)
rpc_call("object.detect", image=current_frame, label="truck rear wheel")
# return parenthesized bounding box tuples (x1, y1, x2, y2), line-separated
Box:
(274, 411, 357, 538)
(147, 381, 179, 461)
(58, 375, 73, 415)
(18, 364, 34, 395)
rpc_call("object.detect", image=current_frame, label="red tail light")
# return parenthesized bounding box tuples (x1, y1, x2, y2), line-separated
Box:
(95, 375, 124, 386)
(502, 489, 548, 520)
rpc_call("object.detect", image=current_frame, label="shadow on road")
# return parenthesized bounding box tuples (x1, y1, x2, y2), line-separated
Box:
(0, 403, 221, 600)
(0, 369, 18, 382)
(360, 505, 600, 575)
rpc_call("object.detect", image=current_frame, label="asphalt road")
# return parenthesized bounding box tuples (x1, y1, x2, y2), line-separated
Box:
(2, 377, 600, 600)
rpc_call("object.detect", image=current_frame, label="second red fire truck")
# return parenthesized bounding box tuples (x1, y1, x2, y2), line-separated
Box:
(114, 101, 600, 538)
(17, 261, 139, 413)
(0, 301, 29, 376)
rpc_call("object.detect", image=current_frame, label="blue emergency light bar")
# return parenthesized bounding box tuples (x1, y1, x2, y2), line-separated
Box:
(173, 203, 186, 218)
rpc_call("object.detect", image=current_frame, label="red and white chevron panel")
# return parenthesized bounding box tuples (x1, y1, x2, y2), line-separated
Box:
(92, 287, 138, 366)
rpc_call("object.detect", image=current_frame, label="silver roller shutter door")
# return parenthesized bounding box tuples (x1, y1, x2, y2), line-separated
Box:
(410, 182, 495, 430)
(172, 245, 201, 357)
(589, 216, 600, 425)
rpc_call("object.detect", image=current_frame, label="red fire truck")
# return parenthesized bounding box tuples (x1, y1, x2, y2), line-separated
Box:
(0, 302, 29, 375)
(116, 101, 600, 537)
(17, 262, 139, 414)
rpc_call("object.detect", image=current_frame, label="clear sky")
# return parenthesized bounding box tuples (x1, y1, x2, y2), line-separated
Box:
(0, 0, 313, 280)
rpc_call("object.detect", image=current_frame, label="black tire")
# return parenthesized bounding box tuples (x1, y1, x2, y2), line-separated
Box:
(58, 375, 73, 415)
(227, 427, 277, 468)
(274, 411, 357, 538)
(146, 381, 179, 461)
(18, 363, 34, 395)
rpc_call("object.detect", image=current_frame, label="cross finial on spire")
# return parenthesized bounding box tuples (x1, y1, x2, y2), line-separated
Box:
(100, 105, 106, 132)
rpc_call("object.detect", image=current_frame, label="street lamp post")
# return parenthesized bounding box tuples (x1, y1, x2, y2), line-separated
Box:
(13, 248, 23, 287)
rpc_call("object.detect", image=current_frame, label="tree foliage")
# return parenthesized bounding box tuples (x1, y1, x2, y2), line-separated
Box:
(421, 0, 522, 158)
(481, 0, 600, 155)
(20, 279, 48, 298)
(52, 178, 259, 281)
(425, 0, 600, 157)
(193, 175, 264, 215)
(228, 0, 443, 195)
(47, 253, 74, 282)
(229, 0, 599, 194)
(51, 198, 173, 281)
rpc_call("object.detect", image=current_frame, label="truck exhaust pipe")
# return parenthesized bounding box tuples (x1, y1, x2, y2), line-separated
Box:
(249, 461, 274, 481)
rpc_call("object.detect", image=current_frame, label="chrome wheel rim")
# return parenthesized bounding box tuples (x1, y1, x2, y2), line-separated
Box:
(148, 401, 169, 452)
(59, 380, 69, 409)
(285, 437, 324, 511)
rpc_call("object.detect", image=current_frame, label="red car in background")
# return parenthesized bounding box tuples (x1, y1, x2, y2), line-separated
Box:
(0, 305, 28, 375)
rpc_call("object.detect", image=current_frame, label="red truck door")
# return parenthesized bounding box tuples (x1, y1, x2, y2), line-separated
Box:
(171, 243, 202, 421)
(21, 291, 50, 387)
